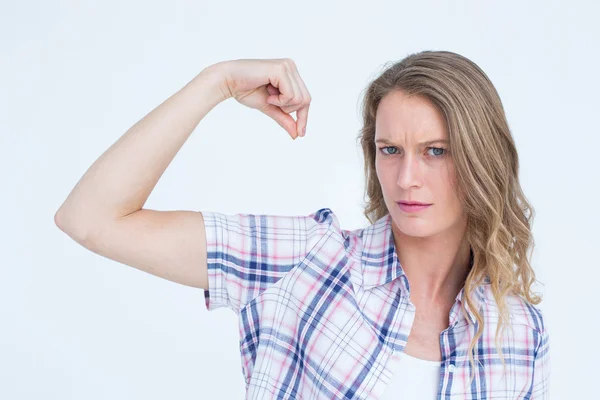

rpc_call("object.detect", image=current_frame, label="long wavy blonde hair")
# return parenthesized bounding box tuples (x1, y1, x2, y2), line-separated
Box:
(357, 50, 542, 382)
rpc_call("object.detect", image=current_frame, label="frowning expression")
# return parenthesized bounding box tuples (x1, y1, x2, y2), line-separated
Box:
(375, 90, 465, 238)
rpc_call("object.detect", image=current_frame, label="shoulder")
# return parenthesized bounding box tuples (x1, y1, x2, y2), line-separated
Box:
(302, 208, 375, 283)
(308, 207, 364, 252)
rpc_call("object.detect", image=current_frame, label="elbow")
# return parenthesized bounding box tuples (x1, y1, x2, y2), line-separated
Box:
(54, 208, 92, 245)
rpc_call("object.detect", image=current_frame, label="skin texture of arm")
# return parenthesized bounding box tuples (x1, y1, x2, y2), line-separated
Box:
(55, 63, 231, 289)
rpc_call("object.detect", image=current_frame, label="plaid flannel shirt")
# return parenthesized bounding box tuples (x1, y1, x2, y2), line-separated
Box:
(202, 207, 550, 399)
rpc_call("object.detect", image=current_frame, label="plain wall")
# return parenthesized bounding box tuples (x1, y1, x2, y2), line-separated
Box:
(2, 0, 598, 398)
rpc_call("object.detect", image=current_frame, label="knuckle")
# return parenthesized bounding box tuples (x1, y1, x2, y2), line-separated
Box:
(276, 62, 287, 73)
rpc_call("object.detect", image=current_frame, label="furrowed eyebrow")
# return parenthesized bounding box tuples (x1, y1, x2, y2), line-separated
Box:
(374, 138, 449, 146)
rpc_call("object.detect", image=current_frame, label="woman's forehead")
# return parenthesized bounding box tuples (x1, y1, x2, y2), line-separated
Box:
(376, 92, 447, 142)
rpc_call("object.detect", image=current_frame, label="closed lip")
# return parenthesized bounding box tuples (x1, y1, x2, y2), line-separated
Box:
(397, 201, 432, 206)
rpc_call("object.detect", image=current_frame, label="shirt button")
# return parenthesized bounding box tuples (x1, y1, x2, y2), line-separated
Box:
(448, 364, 456, 373)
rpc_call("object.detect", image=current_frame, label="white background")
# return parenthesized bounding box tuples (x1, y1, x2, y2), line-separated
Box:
(2, 0, 598, 398)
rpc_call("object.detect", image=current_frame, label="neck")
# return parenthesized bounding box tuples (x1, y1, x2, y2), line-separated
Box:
(392, 217, 472, 305)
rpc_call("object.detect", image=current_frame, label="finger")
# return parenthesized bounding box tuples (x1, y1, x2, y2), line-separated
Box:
(296, 102, 310, 137)
(285, 70, 306, 137)
(260, 103, 299, 140)
(277, 73, 304, 112)
(266, 64, 298, 108)
(266, 89, 300, 137)
(290, 71, 311, 137)
(286, 67, 303, 107)
(266, 83, 279, 96)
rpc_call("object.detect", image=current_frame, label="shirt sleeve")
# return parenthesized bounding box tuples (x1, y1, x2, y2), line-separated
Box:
(200, 207, 337, 314)
(530, 313, 551, 399)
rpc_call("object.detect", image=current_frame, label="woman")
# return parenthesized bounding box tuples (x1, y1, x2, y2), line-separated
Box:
(55, 51, 550, 399)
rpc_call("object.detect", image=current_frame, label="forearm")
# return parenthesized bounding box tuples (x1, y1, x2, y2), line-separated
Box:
(55, 64, 229, 238)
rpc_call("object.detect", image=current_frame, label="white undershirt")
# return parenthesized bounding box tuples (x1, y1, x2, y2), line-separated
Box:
(380, 352, 442, 400)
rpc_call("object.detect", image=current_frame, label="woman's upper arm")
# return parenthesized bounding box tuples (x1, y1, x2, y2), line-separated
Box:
(74, 207, 336, 312)
(81, 209, 209, 289)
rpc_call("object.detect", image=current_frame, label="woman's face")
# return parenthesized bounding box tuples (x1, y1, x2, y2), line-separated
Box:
(375, 90, 466, 238)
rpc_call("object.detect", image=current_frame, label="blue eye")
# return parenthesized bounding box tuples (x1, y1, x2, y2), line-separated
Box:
(427, 147, 446, 157)
(378, 146, 447, 157)
(379, 146, 398, 155)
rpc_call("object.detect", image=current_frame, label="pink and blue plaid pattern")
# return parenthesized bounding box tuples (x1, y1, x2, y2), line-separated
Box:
(202, 207, 550, 399)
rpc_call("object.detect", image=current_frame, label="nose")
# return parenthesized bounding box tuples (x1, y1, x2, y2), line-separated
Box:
(396, 153, 422, 189)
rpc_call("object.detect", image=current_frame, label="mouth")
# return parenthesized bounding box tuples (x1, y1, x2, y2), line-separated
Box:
(397, 201, 432, 213)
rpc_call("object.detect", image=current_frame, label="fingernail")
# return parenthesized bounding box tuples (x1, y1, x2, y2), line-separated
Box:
(302, 127, 306, 136)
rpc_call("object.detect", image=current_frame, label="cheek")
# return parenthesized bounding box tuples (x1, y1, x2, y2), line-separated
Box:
(375, 159, 393, 187)
(438, 166, 461, 209)
(429, 164, 458, 201)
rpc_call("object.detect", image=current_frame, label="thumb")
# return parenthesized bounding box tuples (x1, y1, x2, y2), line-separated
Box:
(261, 103, 299, 140)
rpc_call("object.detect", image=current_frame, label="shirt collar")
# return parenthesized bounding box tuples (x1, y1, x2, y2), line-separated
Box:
(359, 212, 489, 323)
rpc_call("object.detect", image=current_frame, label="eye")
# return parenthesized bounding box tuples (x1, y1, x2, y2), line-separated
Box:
(427, 147, 446, 157)
(379, 146, 398, 156)
(378, 146, 447, 157)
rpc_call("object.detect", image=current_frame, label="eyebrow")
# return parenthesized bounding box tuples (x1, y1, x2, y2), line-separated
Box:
(374, 138, 449, 147)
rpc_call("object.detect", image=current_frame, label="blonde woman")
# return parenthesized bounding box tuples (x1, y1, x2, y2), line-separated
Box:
(55, 51, 550, 399)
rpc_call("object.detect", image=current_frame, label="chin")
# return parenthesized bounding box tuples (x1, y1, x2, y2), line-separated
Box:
(392, 215, 435, 238)
(397, 227, 434, 239)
